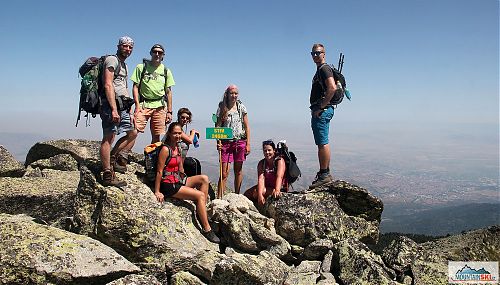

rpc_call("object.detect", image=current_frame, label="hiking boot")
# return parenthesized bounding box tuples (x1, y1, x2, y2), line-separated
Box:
(111, 155, 127, 174)
(202, 229, 220, 244)
(102, 169, 127, 187)
(309, 172, 333, 189)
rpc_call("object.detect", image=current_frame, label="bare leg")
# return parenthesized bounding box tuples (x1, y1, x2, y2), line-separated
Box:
(100, 133, 116, 170)
(233, 161, 243, 194)
(318, 143, 331, 171)
(185, 174, 209, 200)
(217, 162, 230, 196)
(172, 186, 210, 231)
(111, 130, 138, 157)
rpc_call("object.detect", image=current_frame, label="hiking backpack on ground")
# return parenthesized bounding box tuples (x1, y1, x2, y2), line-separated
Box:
(275, 141, 301, 186)
(76, 55, 120, 127)
(184, 156, 201, 177)
(144, 142, 172, 184)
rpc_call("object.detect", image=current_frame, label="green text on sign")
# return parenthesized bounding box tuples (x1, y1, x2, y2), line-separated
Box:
(206, 127, 234, 140)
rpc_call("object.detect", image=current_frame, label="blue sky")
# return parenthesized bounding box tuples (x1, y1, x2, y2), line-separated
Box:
(0, 0, 498, 185)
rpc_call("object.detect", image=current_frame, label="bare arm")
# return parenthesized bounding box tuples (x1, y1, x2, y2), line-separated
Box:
(154, 146, 170, 202)
(272, 158, 286, 198)
(243, 113, 251, 155)
(256, 160, 266, 205)
(103, 67, 120, 122)
(165, 87, 173, 123)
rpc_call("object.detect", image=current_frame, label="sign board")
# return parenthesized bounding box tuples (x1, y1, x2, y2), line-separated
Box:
(206, 127, 233, 140)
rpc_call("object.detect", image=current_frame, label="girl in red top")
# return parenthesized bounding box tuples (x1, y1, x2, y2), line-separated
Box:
(154, 122, 219, 243)
(244, 140, 287, 207)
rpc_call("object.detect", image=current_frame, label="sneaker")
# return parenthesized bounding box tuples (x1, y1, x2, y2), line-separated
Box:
(102, 169, 127, 187)
(309, 172, 333, 189)
(111, 155, 127, 174)
(202, 229, 220, 244)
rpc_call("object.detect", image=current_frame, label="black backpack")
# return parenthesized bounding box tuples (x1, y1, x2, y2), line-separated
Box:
(76, 55, 121, 127)
(275, 141, 301, 186)
(317, 53, 349, 106)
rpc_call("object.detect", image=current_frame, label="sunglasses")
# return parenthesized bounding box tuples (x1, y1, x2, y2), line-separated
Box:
(180, 115, 190, 120)
(310, 51, 324, 57)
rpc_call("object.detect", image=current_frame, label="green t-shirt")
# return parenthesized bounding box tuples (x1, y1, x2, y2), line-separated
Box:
(131, 62, 175, 108)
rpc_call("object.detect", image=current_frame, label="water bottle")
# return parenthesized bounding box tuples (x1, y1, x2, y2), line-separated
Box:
(193, 133, 200, 148)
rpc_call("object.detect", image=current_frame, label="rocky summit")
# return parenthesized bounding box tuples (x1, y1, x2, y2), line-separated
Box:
(0, 139, 498, 285)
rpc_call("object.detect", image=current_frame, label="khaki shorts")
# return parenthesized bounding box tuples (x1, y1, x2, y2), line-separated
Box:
(135, 107, 167, 135)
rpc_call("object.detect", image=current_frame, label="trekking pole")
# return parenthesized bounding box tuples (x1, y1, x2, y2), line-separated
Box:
(338, 53, 344, 73)
(218, 148, 223, 199)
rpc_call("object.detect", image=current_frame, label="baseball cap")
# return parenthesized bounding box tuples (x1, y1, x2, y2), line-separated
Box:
(150, 44, 165, 53)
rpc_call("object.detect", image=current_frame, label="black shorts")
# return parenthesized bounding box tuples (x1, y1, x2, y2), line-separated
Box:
(160, 182, 183, 198)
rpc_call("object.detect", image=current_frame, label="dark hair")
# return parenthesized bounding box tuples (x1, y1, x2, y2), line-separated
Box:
(165, 122, 183, 144)
(177, 107, 192, 123)
(217, 85, 239, 125)
(262, 139, 275, 150)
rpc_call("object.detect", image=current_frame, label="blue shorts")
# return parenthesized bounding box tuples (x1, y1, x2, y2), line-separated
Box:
(100, 101, 134, 136)
(311, 106, 334, 145)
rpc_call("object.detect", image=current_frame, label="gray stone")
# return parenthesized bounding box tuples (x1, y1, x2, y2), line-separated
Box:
(317, 272, 337, 285)
(320, 250, 334, 273)
(211, 251, 290, 285)
(106, 274, 162, 285)
(0, 145, 24, 177)
(74, 166, 219, 276)
(0, 169, 79, 228)
(209, 194, 291, 259)
(29, 153, 79, 171)
(303, 239, 335, 260)
(0, 214, 140, 285)
(332, 239, 399, 285)
(382, 236, 417, 281)
(171, 271, 207, 285)
(263, 190, 380, 248)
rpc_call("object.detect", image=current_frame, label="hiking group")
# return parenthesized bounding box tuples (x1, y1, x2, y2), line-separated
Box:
(77, 36, 348, 244)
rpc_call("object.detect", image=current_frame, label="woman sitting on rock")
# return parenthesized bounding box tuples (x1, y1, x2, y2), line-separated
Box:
(244, 139, 287, 207)
(154, 122, 220, 243)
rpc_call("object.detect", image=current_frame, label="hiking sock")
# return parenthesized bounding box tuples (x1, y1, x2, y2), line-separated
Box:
(319, 168, 329, 175)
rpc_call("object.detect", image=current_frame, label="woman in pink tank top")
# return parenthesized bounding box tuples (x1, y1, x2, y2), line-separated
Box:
(244, 140, 287, 207)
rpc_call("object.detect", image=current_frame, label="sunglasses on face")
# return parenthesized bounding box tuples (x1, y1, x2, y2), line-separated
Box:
(180, 115, 190, 120)
(310, 51, 324, 57)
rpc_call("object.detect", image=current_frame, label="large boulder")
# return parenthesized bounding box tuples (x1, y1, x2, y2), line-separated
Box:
(0, 169, 79, 227)
(0, 214, 140, 285)
(332, 238, 401, 285)
(211, 248, 290, 285)
(209, 194, 291, 259)
(263, 184, 381, 247)
(25, 139, 101, 166)
(29, 153, 79, 171)
(382, 236, 417, 282)
(74, 166, 219, 276)
(0, 145, 24, 177)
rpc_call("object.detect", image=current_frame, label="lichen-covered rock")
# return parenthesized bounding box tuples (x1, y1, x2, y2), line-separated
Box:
(29, 153, 79, 171)
(209, 194, 291, 259)
(170, 271, 207, 285)
(263, 190, 380, 248)
(382, 236, 417, 281)
(25, 139, 101, 166)
(0, 169, 79, 227)
(0, 214, 140, 285)
(74, 166, 219, 276)
(284, 260, 322, 285)
(0, 145, 24, 177)
(211, 249, 290, 285)
(187, 250, 226, 281)
(303, 239, 335, 260)
(106, 274, 162, 285)
(332, 239, 400, 285)
(411, 226, 500, 285)
(330, 180, 383, 222)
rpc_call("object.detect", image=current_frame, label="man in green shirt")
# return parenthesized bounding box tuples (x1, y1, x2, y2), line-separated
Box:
(131, 44, 176, 143)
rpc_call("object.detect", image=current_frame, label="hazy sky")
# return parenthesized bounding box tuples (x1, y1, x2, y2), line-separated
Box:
(0, 0, 498, 191)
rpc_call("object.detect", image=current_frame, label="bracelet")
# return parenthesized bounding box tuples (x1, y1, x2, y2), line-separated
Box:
(167, 111, 172, 114)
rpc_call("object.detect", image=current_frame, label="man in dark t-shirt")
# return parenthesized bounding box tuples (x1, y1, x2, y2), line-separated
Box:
(308, 43, 337, 189)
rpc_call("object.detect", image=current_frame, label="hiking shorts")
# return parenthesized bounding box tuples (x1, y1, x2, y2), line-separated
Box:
(159, 182, 183, 198)
(100, 102, 134, 136)
(221, 139, 246, 163)
(311, 106, 334, 145)
(135, 107, 167, 136)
